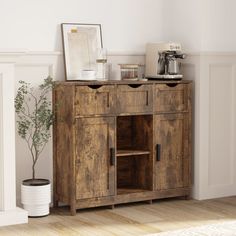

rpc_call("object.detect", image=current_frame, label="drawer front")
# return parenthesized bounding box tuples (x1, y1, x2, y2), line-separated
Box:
(75, 85, 115, 116)
(117, 84, 153, 114)
(154, 84, 188, 113)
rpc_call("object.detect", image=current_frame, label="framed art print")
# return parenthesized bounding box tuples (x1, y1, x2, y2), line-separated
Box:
(61, 23, 103, 80)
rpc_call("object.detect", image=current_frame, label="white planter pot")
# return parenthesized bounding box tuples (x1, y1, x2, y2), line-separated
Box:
(21, 179, 51, 217)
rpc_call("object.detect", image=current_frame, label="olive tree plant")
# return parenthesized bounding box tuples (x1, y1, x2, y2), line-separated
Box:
(15, 77, 55, 180)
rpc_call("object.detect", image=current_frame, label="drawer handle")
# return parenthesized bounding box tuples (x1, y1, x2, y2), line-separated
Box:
(156, 144, 161, 161)
(128, 84, 142, 88)
(110, 148, 115, 166)
(166, 83, 178, 87)
(88, 85, 103, 89)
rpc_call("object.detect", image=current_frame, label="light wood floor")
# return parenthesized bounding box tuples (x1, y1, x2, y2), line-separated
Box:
(1, 197, 236, 235)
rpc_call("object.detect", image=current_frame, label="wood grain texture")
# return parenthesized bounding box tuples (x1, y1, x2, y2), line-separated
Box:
(54, 79, 191, 86)
(154, 113, 189, 190)
(75, 188, 190, 209)
(154, 83, 188, 113)
(116, 84, 153, 115)
(53, 85, 75, 206)
(2, 197, 236, 236)
(75, 85, 116, 116)
(116, 150, 150, 157)
(75, 117, 116, 200)
(187, 83, 192, 188)
(117, 115, 153, 192)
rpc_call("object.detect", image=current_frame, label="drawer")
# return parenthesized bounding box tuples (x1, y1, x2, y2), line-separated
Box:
(75, 85, 115, 116)
(117, 84, 153, 114)
(154, 83, 188, 113)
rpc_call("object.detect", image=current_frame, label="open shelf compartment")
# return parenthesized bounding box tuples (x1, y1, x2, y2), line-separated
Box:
(117, 115, 153, 194)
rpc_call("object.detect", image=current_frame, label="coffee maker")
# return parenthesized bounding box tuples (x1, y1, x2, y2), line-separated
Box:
(145, 42, 186, 79)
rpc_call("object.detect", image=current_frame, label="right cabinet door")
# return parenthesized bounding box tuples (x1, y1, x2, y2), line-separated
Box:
(154, 113, 190, 190)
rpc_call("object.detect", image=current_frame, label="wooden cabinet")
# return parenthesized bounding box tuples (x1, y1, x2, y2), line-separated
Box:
(53, 80, 192, 215)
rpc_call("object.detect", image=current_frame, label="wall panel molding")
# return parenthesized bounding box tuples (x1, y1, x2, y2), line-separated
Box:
(208, 64, 234, 187)
(0, 63, 27, 226)
(184, 54, 236, 200)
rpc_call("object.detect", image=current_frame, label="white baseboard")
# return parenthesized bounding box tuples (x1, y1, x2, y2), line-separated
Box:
(0, 208, 28, 227)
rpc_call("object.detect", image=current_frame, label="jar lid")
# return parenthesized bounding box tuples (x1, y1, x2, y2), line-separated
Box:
(118, 64, 144, 69)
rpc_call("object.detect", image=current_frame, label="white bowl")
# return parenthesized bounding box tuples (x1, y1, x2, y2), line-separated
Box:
(81, 70, 96, 80)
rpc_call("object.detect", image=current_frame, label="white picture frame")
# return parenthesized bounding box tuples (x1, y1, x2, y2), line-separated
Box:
(61, 23, 103, 81)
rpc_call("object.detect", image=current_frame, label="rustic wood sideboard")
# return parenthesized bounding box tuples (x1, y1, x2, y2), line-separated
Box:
(53, 80, 192, 215)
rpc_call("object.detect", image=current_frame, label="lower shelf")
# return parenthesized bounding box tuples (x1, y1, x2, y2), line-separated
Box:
(117, 188, 150, 195)
(70, 187, 191, 213)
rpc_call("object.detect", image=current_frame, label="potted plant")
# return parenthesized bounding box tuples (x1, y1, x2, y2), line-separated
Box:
(15, 76, 54, 217)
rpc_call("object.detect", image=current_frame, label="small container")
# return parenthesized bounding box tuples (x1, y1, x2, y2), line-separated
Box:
(119, 64, 144, 80)
(81, 70, 96, 80)
(96, 48, 108, 81)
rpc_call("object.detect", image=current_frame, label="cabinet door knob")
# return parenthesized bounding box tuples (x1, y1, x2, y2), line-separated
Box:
(156, 144, 161, 161)
(110, 148, 115, 166)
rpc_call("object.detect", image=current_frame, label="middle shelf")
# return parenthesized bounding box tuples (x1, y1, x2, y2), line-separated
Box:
(116, 150, 150, 157)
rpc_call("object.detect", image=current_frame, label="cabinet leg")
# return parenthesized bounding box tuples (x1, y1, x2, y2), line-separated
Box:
(108, 205, 115, 209)
(70, 206, 77, 216)
(185, 195, 191, 200)
(180, 195, 191, 200)
(53, 199, 59, 208)
(53, 195, 59, 208)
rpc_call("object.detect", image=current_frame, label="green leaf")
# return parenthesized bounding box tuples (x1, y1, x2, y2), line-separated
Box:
(15, 76, 56, 178)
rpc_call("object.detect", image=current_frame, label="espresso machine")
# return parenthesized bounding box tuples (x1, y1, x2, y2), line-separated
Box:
(145, 42, 186, 79)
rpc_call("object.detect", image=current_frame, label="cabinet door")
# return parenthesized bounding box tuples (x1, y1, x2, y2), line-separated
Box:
(154, 114, 190, 190)
(75, 117, 116, 199)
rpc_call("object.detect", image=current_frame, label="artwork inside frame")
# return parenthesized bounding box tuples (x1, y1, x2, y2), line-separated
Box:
(61, 23, 103, 81)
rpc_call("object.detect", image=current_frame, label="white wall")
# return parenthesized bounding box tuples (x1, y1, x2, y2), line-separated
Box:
(202, 0, 236, 51)
(162, 0, 236, 52)
(0, 0, 163, 53)
(162, 0, 205, 52)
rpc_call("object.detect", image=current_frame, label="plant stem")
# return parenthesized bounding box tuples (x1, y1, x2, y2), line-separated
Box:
(32, 163, 35, 179)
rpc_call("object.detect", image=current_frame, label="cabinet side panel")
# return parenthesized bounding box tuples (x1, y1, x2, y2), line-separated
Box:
(53, 85, 74, 204)
(185, 83, 192, 187)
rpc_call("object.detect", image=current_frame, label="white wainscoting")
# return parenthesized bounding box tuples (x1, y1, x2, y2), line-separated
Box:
(1, 51, 236, 207)
(0, 63, 27, 226)
(0, 52, 65, 206)
(183, 53, 236, 200)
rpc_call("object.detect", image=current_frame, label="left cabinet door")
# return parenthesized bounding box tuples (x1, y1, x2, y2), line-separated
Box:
(75, 117, 116, 199)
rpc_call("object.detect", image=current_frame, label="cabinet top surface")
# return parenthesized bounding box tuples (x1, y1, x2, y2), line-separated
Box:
(55, 79, 192, 86)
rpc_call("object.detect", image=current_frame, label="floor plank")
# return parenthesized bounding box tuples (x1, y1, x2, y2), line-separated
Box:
(1, 197, 236, 236)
